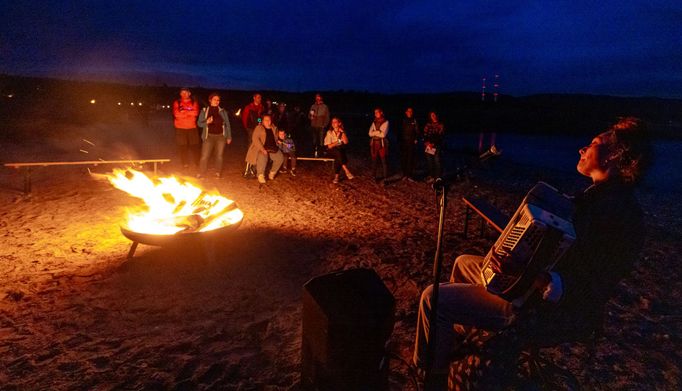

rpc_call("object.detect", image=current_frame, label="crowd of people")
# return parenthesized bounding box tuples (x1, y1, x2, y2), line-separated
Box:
(172, 88, 651, 389)
(172, 88, 448, 184)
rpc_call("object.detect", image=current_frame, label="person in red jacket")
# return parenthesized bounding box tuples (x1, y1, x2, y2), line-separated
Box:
(172, 88, 200, 168)
(242, 93, 263, 146)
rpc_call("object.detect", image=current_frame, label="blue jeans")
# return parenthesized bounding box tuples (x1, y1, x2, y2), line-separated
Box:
(413, 255, 516, 373)
(199, 134, 226, 174)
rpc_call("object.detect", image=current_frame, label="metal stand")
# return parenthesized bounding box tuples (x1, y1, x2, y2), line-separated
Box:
(127, 242, 139, 260)
(424, 178, 448, 387)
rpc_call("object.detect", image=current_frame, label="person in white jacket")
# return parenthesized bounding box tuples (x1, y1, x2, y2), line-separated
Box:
(368, 107, 389, 182)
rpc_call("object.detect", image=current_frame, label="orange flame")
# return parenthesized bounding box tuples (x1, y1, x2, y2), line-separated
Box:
(107, 168, 243, 235)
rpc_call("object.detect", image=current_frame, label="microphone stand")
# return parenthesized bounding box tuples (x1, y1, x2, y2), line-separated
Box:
(424, 178, 447, 387)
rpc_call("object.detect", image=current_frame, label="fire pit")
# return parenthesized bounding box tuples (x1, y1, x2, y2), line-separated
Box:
(107, 168, 244, 258)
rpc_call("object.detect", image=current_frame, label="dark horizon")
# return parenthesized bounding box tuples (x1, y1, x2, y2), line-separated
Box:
(2, 1, 681, 99)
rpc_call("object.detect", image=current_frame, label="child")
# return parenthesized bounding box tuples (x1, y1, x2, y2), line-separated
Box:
(277, 129, 297, 176)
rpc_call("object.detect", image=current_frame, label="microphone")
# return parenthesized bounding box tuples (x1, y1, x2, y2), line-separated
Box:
(432, 177, 445, 193)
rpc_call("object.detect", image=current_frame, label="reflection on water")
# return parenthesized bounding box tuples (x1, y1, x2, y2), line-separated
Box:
(446, 133, 681, 192)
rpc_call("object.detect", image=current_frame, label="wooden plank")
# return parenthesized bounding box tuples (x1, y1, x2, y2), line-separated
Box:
(295, 157, 334, 162)
(4, 159, 171, 168)
(462, 196, 510, 233)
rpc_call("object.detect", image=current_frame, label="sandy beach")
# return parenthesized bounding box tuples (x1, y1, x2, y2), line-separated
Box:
(1, 113, 680, 390)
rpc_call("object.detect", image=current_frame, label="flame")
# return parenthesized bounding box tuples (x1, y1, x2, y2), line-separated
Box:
(107, 168, 243, 235)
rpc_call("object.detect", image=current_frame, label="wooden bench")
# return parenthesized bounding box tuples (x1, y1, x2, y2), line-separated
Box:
(294, 157, 335, 172)
(3, 159, 170, 195)
(462, 196, 510, 238)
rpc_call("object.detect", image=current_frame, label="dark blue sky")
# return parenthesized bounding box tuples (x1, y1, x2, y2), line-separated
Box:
(2, 1, 680, 97)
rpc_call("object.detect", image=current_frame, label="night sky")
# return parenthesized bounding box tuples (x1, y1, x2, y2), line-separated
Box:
(2, 1, 680, 97)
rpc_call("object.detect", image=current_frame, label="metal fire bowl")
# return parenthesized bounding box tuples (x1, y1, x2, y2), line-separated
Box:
(120, 219, 242, 247)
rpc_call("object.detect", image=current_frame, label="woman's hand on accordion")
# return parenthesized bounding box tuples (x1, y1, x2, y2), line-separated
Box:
(489, 246, 526, 275)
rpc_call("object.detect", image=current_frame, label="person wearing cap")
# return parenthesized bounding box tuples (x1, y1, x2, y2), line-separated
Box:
(172, 88, 200, 169)
(197, 93, 232, 178)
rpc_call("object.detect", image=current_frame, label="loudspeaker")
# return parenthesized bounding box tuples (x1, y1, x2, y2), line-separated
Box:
(301, 268, 395, 391)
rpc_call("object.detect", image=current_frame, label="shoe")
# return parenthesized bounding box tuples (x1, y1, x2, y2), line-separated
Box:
(268, 172, 276, 180)
(279, 168, 288, 174)
(332, 177, 339, 184)
(290, 170, 296, 177)
(257, 175, 266, 184)
(345, 172, 354, 180)
(215, 172, 222, 178)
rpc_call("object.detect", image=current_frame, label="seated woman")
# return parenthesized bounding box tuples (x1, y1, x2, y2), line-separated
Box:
(245, 114, 284, 184)
(324, 117, 354, 184)
(413, 117, 651, 387)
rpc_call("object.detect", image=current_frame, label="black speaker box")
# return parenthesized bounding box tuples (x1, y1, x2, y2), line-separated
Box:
(301, 268, 395, 390)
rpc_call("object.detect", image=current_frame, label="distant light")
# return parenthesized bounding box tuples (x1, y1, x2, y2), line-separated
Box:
(138, 102, 143, 106)
(7, 94, 14, 98)
(90, 99, 96, 104)
(130, 102, 134, 106)
(117, 102, 122, 106)
(235, 108, 241, 116)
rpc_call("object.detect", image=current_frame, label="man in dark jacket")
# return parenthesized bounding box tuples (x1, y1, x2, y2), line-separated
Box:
(401, 107, 419, 180)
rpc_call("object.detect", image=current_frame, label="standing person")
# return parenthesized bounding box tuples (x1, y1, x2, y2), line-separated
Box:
(242, 93, 263, 147)
(309, 93, 330, 157)
(245, 114, 284, 184)
(412, 117, 649, 388)
(172, 87, 200, 169)
(197, 93, 232, 178)
(277, 128, 297, 176)
(273, 102, 290, 131)
(368, 107, 389, 182)
(324, 117, 354, 184)
(242, 93, 263, 177)
(401, 107, 419, 180)
(423, 111, 445, 183)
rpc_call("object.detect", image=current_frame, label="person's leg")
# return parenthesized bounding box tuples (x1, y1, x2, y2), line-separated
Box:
(269, 150, 284, 178)
(175, 129, 189, 167)
(214, 136, 226, 175)
(311, 127, 320, 156)
(413, 281, 514, 374)
(434, 151, 442, 178)
(289, 150, 297, 171)
(255, 153, 268, 177)
(198, 136, 212, 175)
(380, 143, 388, 179)
(188, 128, 201, 167)
(450, 254, 486, 284)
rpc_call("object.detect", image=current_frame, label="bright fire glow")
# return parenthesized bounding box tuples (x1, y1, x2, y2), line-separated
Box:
(107, 168, 243, 235)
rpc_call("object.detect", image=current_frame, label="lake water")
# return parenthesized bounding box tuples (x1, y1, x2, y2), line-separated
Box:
(445, 133, 681, 192)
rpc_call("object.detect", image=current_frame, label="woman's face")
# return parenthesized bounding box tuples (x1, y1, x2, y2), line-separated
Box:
(577, 132, 612, 180)
(374, 109, 382, 119)
(210, 96, 220, 106)
(262, 116, 272, 127)
(331, 118, 341, 129)
(430, 112, 438, 122)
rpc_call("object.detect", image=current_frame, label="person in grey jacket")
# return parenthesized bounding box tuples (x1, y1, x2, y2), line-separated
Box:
(197, 93, 232, 178)
(308, 93, 330, 157)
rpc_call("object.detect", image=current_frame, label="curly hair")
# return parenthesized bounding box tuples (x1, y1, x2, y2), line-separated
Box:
(602, 117, 652, 184)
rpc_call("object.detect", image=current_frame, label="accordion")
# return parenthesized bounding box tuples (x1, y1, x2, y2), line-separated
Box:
(481, 182, 576, 307)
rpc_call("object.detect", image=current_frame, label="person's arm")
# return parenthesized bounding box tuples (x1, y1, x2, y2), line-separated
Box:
(197, 108, 208, 127)
(379, 121, 389, 138)
(191, 101, 200, 120)
(222, 110, 232, 143)
(252, 126, 267, 154)
(322, 105, 330, 128)
(368, 123, 377, 137)
(242, 105, 251, 129)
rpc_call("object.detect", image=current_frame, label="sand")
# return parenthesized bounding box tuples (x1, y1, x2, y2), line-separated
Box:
(0, 114, 679, 390)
